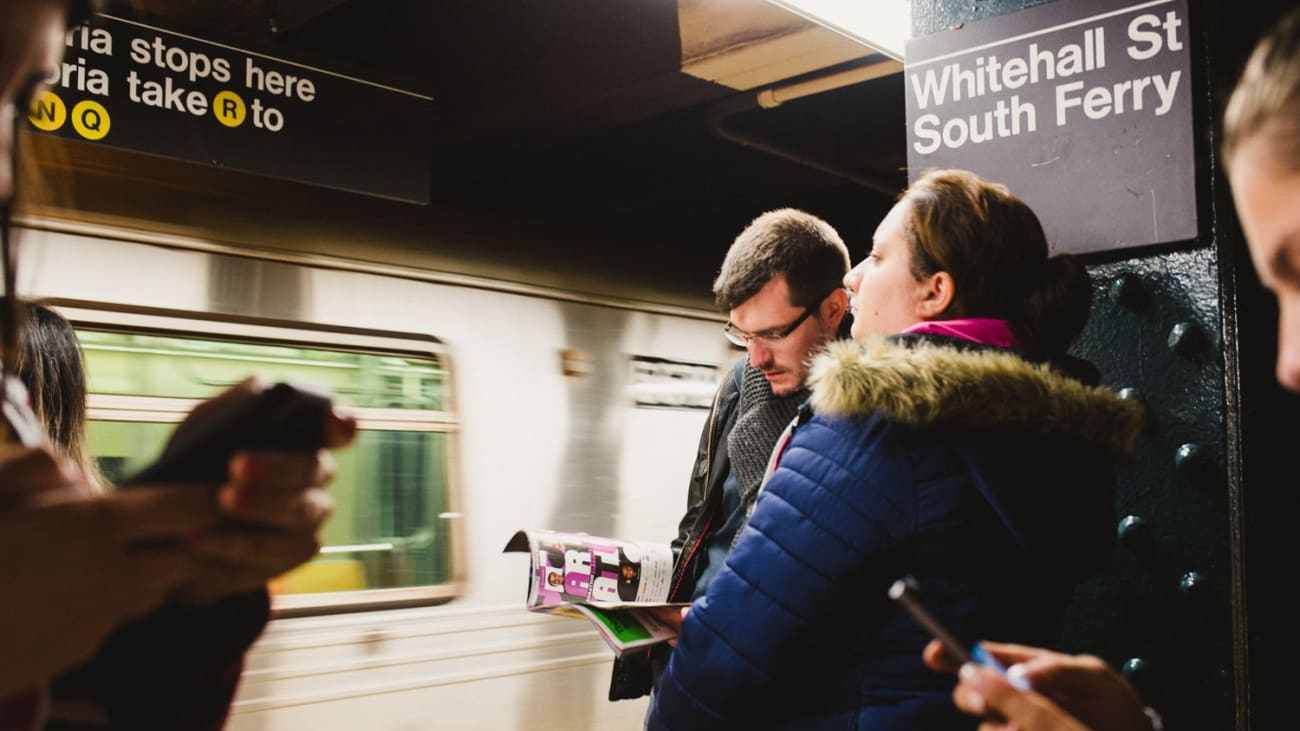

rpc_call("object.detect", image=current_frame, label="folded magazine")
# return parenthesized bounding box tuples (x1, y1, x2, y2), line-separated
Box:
(504, 529, 687, 655)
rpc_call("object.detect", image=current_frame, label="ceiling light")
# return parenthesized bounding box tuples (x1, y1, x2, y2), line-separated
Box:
(764, 0, 912, 61)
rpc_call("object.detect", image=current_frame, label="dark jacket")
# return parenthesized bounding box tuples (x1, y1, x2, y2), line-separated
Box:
(608, 357, 746, 701)
(44, 590, 269, 730)
(646, 336, 1144, 730)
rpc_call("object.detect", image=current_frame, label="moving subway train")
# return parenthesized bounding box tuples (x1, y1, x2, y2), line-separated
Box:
(16, 217, 732, 730)
(9, 0, 1300, 729)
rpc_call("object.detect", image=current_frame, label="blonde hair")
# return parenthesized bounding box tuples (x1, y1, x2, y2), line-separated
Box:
(1223, 8, 1300, 174)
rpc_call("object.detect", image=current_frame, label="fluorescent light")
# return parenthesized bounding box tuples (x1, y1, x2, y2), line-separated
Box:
(765, 0, 912, 61)
(319, 543, 395, 554)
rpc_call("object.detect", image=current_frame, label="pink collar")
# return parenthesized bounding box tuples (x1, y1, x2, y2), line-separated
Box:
(902, 318, 1022, 348)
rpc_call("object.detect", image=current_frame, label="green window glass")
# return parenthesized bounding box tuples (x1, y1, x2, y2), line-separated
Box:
(79, 328, 460, 611)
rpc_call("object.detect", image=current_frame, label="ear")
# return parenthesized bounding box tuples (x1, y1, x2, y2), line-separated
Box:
(821, 288, 849, 330)
(914, 271, 956, 320)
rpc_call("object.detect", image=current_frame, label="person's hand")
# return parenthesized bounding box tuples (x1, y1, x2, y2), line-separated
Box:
(923, 640, 1150, 731)
(179, 449, 341, 603)
(0, 447, 216, 695)
(0, 443, 83, 508)
(175, 387, 356, 604)
(648, 605, 690, 646)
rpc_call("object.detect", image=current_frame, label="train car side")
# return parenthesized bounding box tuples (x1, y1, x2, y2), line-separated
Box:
(19, 220, 732, 730)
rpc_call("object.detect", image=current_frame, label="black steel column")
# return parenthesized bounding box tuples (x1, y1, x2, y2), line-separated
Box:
(908, 1, 1300, 728)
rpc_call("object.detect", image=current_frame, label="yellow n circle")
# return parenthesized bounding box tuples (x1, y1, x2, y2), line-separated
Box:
(27, 90, 67, 131)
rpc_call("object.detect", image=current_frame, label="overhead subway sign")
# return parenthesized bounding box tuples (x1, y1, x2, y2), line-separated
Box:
(911, 14, 1182, 152)
(28, 15, 434, 204)
(905, 0, 1196, 253)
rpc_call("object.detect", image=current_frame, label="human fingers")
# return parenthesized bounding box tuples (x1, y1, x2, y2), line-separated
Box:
(924, 638, 966, 673)
(959, 643, 1149, 731)
(100, 486, 220, 542)
(219, 487, 333, 531)
(226, 450, 335, 496)
(929, 641, 1074, 678)
(323, 405, 357, 448)
(647, 605, 688, 630)
(649, 606, 689, 646)
(954, 664, 1092, 731)
(187, 527, 320, 575)
(971, 641, 1068, 668)
(0, 445, 82, 507)
(1009, 652, 1113, 695)
(1009, 655, 1150, 731)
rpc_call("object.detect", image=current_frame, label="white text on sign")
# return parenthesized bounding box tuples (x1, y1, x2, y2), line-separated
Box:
(910, 10, 1186, 155)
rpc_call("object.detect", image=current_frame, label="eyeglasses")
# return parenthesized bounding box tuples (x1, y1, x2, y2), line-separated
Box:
(723, 290, 835, 348)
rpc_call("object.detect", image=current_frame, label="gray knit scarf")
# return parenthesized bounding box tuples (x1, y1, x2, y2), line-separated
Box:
(727, 364, 808, 520)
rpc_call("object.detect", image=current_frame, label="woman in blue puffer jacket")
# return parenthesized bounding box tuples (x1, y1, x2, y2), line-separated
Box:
(646, 169, 1144, 731)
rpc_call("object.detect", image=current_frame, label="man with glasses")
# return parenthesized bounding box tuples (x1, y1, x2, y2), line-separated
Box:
(610, 208, 850, 705)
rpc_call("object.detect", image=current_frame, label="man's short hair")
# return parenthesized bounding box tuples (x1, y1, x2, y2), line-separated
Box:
(712, 208, 850, 312)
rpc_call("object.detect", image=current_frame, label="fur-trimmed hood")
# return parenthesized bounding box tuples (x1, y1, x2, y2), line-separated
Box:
(808, 336, 1144, 458)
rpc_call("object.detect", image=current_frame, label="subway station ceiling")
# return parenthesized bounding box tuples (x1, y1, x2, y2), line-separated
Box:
(93, 0, 911, 304)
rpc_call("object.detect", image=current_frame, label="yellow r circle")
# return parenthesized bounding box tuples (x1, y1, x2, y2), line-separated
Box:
(213, 90, 246, 128)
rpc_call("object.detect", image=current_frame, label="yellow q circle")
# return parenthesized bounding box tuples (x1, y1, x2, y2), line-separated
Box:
(71, 100, 110, 140)
(27, 90, 67, 131)
(213, 90, 246, 127)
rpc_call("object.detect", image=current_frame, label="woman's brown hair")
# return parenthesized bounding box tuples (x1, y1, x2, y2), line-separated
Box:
(901, 169, 1092, 356)
(12, 301, 106, 492)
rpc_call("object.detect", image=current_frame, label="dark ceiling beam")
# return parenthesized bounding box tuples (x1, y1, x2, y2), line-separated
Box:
(248, 0, 354, 35)
(114, 0, 355, 42)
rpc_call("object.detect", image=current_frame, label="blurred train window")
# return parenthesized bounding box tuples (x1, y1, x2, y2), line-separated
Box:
(76, 326, 462, 613)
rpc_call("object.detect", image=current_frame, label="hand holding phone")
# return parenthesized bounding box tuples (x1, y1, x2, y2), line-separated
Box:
(124, 379, 338, 486)
(1, 373, 47, 447)
(121, 378, 355, 602)
(888, 576, 1032, 691)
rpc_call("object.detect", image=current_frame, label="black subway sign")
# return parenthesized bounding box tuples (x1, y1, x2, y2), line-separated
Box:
(29, 16, 433, 204)
(905, 0, 1196, 253)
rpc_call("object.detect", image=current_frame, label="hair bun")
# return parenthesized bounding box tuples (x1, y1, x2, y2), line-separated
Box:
(1022, 254, 1092, 356)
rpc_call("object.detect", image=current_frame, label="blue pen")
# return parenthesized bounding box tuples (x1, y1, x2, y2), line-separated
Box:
(888, 577, 1033, 692)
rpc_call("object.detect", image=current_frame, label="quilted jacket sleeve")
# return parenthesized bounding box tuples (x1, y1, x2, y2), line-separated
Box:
(646, 413, 913, 730)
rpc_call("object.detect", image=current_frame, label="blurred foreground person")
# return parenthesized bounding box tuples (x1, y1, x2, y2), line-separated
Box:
(0, 3, 356, 729)
(924, 8, 1300, 730)
(646, 169, 1142, 730)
